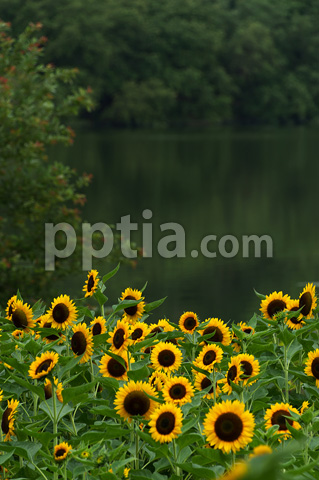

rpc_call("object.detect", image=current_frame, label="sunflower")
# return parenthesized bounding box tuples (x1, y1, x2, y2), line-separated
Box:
(39, 315, 65, 344)
(238, 322, 255, 336)
(162, 376, 194, 406)
(90, 316, 107, 336)
(193, 372, 221, 400)
(203, 399, 255, 453)
(29, 351, 59, 379)
(237, 353, 260, 385)
(120, 287, 145, 324)
(249, 445, 272, 458)
(99, 351, 132, 381)
(44, 377, 63, 403)
(130, 322, 149, 344)
(10, 299, 35, 331)
(148, 323, 164, 336)
(48, 295, 77, 330)
(260, 291, 290, 320)
(71, 323, 94, 364)
(114, 380, 158, 422)
(285, 299, 305, 330)
(83, 269, 99, 297)
(300, 401, 309, 414)
(0, 390, 2, 401)
(179, 311, 199, 334)
(81, 451, 90, 459)
(194, 344, 223, 372)
(108, 320, 131, 353)
(199, 318, 231, 346)
(305, 349, 319, 387)
(124, 467, 130, 478)
(221, 356, 243, 395)
(219, 462, 248, 480)
(151, 341, 182, 373)
(54, 442, 72, 462)
(299, 283, 317, 318)
(158, 319, 175, 332)
(264, 403, 301, 439)
(5, 295, 17, 320)
(1, 399, 19, 441)
(12, 329, 24, 340)
(149, 371, 169, 392)
(149, 403, 183, 443)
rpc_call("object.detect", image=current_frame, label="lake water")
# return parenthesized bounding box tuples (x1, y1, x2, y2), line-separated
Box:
(56, 127, 319, 325)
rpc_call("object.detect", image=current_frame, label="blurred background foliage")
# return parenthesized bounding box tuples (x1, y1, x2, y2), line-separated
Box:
(1, 0, 319, 128)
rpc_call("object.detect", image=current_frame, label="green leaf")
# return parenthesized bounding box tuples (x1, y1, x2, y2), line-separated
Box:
(112, 299, 143, 314)
(102, 263, 120, 283)
(10, 373, 45, 400)
(253, 288, 266, 300)
(81, 426, 129, 442)
(93, 332, 109, 347)
(59, 355, 82, 379)
(127, 365, 150, 381)
(63, 381, 96, 404)
(144, 297, 166, 313)
(94, 290, 108, 307)
(175, 462, 216, 479)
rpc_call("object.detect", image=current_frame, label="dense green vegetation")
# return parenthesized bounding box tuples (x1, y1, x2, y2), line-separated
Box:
(1, 0, 318, 127)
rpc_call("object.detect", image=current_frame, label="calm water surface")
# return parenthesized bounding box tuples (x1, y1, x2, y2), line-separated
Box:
(58, 127, 319, 324)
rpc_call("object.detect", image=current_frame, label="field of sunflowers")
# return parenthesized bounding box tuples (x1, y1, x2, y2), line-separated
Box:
(1, 265, 319, 480)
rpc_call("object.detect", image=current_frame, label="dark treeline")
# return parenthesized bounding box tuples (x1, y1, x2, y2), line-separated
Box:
(1, 0, 319, 127)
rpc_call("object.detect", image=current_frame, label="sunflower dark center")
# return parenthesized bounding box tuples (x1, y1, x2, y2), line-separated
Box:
(203, 350, 216, 365)
(215, 412, 243, 442)
(203, 326, 223, 343)
(267, 299, 286, 318)
(107, 358, 127, 377)
(240, 361, 253, 377)
(44, 383, 52, 399)
(71, 331, 87, 355)
(150, 327, 163, 336)
(87, 275, 95, 293)
(36, 359, 53, 374)
(271, 409, 293, 430)
(132, 328, 143, 340)
(55, 448, 66, 458)
(227, 365, 238, 384)
(169, 383, 186, 399)
(1, 408, 12, 434)
(92, 323, 102, 335)
(299, 292, 312, 316)
(124, 295, 138, 316)
(156, 412, 175, 435)
(311, 357, 319, 379)
(158, 349, 176, 367)
(52, 303, 69, 324)
(243, 328, 253, 334)
(201, 377, 214, 394)
(113, 328, 125, 349)
(12, 309, 28, 329)
(124, 391, 150, 416)
(43, 321, 60, 340)
(183, 317, 196, 330)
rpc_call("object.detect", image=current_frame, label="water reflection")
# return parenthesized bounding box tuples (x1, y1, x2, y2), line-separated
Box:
(56, 127, 319, 323)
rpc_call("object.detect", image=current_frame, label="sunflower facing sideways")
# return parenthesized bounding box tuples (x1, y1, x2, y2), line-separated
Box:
(83, 269, 99, 297)
(199, 318, 231, 346)
(260, 291, 290, 320)
(120, 287, 145, 324)
(237, 353, 260, 386)
(90, 316, 107, 336)
(29, 351, 59, 380)
(264, 403, 301, 440)
(130, 322, 149, 344)
(203, 400, 255, 453)
(221, 356, 243, 395)
(48, 294, 78, 330)
(10, 299, 35, 332)
(71, 323, 94, 364)
(1, 399, 19, 441)
(149, 403, 183, 443)
(54, 442, 72, 462)
(44, 377, 63, 403)
(299, 283, 317, 318)
(39, 314, 65, 344)
(285, 299, 305, 330)
(162, 376, 194, 406)
(108, 319, 131, 353)
(304, 349, 319, 387)
(151, 341, 183, 373)
(114, 380, 158, 422)
(179, 311, 199, 334)
(99, 351, 132, 381)
(194, 343, 223, 372)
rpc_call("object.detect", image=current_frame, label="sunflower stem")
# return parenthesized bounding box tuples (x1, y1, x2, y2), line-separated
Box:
(64, 461, 67, 480)
(135, 420, 139, 470)
(90, 357, 96, 397)
(172, 439, 181, 477)
(33, 379, 38, 417)
(283, 343, 289, 403)
(52, 382, 58, 480)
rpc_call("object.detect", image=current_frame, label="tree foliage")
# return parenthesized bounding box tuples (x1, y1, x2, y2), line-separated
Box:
(1, 0, 319, 126)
